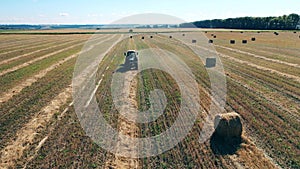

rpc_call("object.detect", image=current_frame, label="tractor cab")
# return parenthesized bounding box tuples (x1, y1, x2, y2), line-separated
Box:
(124, 50, 138, 70)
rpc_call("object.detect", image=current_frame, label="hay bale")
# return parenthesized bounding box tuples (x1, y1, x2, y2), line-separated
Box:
(294, 31, 297, 34)
(251, 37, 256, 41)
(192, 40, 197, 43)
(240, 31, 244, 33)
(150, 36, 153, 38)
(205, 31, 208, 33)
(242, 40, 248, 44)
(230, 40, 235, 44)
(169, 36, 172, 38)
(206, 58, 216, 67)
(274, 32, 279, 35)
(214, 112, 242, 138)
(213, 35, 217, 38)
(211, 34, 214, 36)
(182, 34, 185, 36)
(208, 39, 213, 43)
(130, 36, 133, 38)
(257, 31, 260, 33)
(141, 36, 145, 39)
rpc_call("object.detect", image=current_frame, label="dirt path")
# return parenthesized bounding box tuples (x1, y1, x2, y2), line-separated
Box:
(0, 87, 72, 168)
(0, 35, 113, 104)
(105, 75, 140, 169)
(105, 37, 140, 169)
(215, 45, 300, 69)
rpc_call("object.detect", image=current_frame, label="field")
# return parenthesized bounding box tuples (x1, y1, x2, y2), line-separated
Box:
(0, 29, 299, 169)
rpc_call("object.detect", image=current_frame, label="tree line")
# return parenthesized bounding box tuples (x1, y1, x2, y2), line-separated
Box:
(181, 14, 300, 30)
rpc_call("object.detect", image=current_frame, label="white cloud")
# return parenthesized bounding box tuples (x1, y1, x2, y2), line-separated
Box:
(59, 13, 69, 17)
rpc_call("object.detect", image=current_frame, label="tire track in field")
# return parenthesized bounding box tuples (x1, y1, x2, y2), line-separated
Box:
(0, 35, 113, 103)
(0, 87, 72, 168)
(0, 41, 84, 76)
(0, 40, 78, 65)
(105, 37, 140, 169)
(215, 45, 300, 69)
(105, 72, 140, 169)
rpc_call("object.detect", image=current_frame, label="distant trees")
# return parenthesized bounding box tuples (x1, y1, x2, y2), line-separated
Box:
(186, 14, 300, 30)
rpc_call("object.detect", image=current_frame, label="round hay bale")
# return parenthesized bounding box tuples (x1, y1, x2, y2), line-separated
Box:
(192, 40, 197, 43)
(242, 40, 248, 44)
(169, 36, 172, 38)
(150, 35, 153, 38)
(130, 36, 133, 38)
(182, 33, 185, 36)
(208, 39, 213, 43)
(213, 35, 217, 38)
(230, 40, 235, 44)
(251, 37, 256, 41)
(214, 112, 242, 138)
(240, 31, 244, 33)
(141, 36, 145, 39)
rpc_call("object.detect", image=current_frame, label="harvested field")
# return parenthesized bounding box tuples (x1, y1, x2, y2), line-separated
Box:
(0, 29, 299, 169)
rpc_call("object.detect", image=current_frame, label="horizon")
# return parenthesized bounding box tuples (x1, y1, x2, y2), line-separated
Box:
(1, 0, 299, 24)
(0, 13, 299, 26)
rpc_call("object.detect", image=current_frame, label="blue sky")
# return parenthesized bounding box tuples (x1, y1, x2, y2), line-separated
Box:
(0, 0, 299, 24)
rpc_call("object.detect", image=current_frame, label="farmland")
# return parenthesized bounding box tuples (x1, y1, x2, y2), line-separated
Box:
(0, 29, 299, 168)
